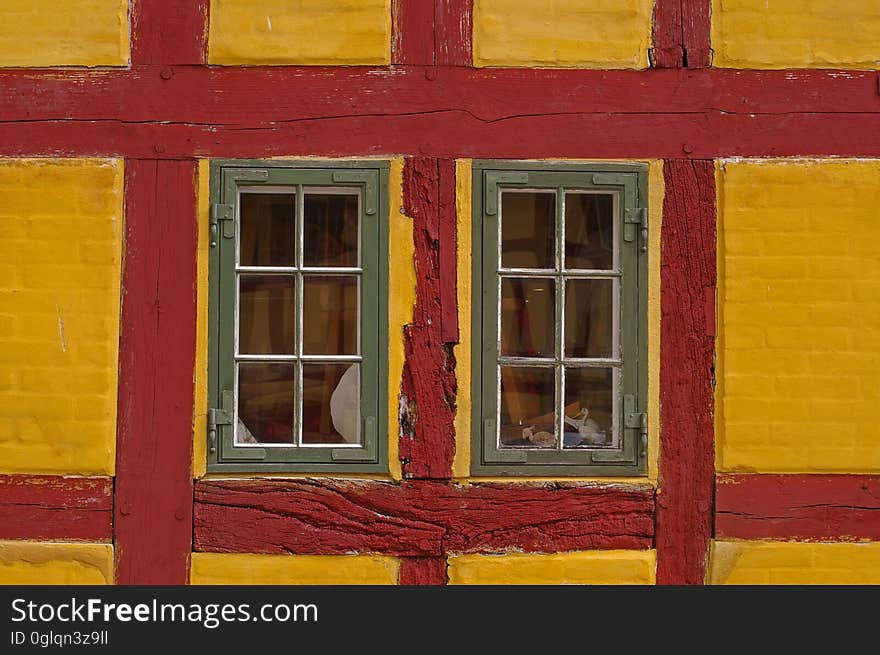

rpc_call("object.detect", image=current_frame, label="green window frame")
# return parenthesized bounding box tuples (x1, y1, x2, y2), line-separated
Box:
(207, 160, 389, 473)
(471, 161, 648, 476)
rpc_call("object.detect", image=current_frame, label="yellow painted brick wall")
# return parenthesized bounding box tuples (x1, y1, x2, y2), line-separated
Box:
(208, 0, 391, 65)
(473, 0, 652, 68)
(712, 0, 880, 69)
(0, 542, 114, 585)
(0, 159, 123, 476)
(709, 541, 880, 584)
(0, 0, 129, 68)
(716, 159, 880, 473)
(447, 551, 656, 585)
(190, 554, 400, 584)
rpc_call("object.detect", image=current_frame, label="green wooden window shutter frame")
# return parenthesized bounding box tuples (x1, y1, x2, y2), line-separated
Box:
(471, 161, 649, 476)
(207, 160, 390, 473)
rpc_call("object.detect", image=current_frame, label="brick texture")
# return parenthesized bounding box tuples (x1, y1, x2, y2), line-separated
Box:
(711, 0, 880, 69)
(208, 0, 391, 65)
(709, 540, 880, 584)
(0, 0, 128, 67)
(472, 0, 652, 68)
(0, 159, 123, 475)
(717, 159, 880, 473)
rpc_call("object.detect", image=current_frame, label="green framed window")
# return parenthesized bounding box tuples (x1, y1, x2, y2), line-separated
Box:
(207, 160, 389, 473)
(471, 161, 648, 476)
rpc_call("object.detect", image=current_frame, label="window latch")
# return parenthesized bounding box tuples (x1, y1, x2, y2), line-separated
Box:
(623, 393, 648, 458)
(210, 203, 234, 246)
(624, 207, 648, 252)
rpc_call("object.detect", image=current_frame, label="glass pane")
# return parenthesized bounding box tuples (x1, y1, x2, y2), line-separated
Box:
(500, 277, 555, 358)
(238, 275, 295, 355)
(500, 192, 555, 269)
(302, 363, 360, 445)
(499, 366, 557, 449)
(565, 279, 615, 358)
(237, 363, 295, 445)
(563, 367, 614, 448)
(302, 275, 359, 355)
(240, 193, 296, 267)
(564, 193, 615, 270)
(304, 193, 359, 267)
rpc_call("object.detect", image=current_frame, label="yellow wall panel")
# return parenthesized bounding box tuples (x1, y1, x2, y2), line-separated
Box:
(473, 0, 652, 68)
(0, 542, 113, 585)
(208, 0, 391, 65)
(712, 0, 880, 69)
(717, 159, 880, 473)
(709, 540, 880, 585)
(0, 0, 128, 67)
(0, 159, 123, 475)
(191, 553, 400, 584)
(448, 550, 656, 585)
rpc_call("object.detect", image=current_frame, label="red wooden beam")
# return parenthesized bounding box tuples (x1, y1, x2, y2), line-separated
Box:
(393, 0, 436, 65)
(1, 68, 877, 159)
(400, 557, 447, 585)
(3, 68, 877, 123)
(656, 160, 716, 585)
(716, 475, 880, 541)
(193, 479, 655, 555)
(400, 157, 458, 479)
(436, 0, 472, 66)
(652, 1, 712, 69)
(131, 0, 209, 65)
(115, 160, 197, 584)
(0, 475, 112, 542)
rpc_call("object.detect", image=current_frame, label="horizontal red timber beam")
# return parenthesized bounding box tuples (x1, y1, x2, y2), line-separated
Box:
(716, 475, 880, 542)
(0, 67, 879, 157)
(194, 479, 655, 556)
(0, 475, 113, 542)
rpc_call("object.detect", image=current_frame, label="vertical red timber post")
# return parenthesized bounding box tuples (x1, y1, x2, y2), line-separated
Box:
(115, 1, 207, 584)
(656, 160, 717, 584)
(652, 0, 712, 68)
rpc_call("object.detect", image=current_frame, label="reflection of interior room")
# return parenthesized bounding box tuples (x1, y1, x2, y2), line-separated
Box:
(235, 191, 361, 447)
(498, 191, 615, 449)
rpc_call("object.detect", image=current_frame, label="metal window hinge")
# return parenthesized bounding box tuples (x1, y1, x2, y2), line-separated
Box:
(207, 390, 233, 454)
(624, 207, 648, 252)
(210, 204, 234, 247)
(623, 393, 648, 459)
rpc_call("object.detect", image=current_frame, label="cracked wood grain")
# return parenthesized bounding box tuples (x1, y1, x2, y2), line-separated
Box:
(399, 157, 458, 479)
(716, 474, 880, 541)
(193, 479, 655, 555)
(656, 159, 716, 585)
(0, 475, 112, 541)
(115, 160, 197, 584)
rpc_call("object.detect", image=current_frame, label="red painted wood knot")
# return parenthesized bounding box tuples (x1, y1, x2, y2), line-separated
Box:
(682, 143, 694, 154)
(160, 67, 173, 81)
(175, 508, 186, 520)
(120, 504, 132, 516)
(424, 67, 437, 81)
(154, 144, 166, 154)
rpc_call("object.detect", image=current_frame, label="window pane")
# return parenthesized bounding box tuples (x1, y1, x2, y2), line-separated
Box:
(500, 277, 555, 358)
(237, 363, 295, 445)
(500, 192, 555, 269)
(240, 193, 296, 267)
(564, 193, 615, 270)
(302, 275, 359, 355)
(304, 193, 359, 267)
(302, 363, 360, 445)
(499, 366, 557, 449)
(565, 279, 615, 359)
(238, 275, 295, 355)
(563, 367, 614, 449)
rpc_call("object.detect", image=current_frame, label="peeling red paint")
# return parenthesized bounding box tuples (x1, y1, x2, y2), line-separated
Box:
(716, 475, 880, 541)
(0, 475, 113, 542)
